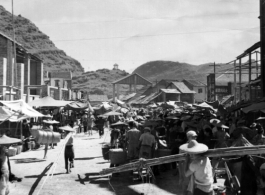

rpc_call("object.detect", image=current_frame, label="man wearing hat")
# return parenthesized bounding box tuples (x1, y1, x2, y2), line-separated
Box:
(178, 130, 198, 194)
(180, 140, 213, 195)
(138, 127, 156, 159)
(59, 126, 76, 174)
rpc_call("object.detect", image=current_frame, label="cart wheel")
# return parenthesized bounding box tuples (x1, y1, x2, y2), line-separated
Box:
(230, 175, 240, 192)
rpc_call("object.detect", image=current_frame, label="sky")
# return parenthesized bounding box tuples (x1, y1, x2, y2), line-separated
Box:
(0, 0, 260, 73)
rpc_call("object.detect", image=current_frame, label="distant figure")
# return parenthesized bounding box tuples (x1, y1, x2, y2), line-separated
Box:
(125, 121, 141, 161)
(82, 112, 88, 134)
(139, 127, 156, 159)
(87, 113, 95, 136)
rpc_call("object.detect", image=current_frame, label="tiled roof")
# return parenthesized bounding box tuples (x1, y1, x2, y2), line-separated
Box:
(170, 82, 196, 94)
(160, 89, 180, 94)
(88, 95, 108, 102)
(183, 79, 206, 87)
(129, 92, 162, 105)
(120, 93, 136, 101)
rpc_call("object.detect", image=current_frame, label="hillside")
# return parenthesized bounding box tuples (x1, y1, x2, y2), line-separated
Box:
(0, 5, 84, 75)
(72, 68, 130, 97)
(133, 61, 235, 83)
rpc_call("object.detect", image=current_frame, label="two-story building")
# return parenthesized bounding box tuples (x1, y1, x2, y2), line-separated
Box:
(0, 31, 43, 101)
(182, 79, 207, 103)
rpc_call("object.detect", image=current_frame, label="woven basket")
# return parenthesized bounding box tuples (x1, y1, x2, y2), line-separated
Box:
(8, 147, 17, 157)
(13, 145, 23, 155)
(102, 144, 110, 160)
(109, 148, 127, 164)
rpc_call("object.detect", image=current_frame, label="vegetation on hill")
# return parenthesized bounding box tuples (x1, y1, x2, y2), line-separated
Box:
(133, 61, 234, 83)
(0, 5, 84, 75)
(72, 69, 130, 97)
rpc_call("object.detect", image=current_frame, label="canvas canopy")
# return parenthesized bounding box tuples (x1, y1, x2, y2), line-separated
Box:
(0, 99, 44, 118)
(28, 96, 72, 108)
(0, 107, 26, 122)
(242, 101, 265, 113)
(195, 102, 216, 112)
(65, 100, 93, 112)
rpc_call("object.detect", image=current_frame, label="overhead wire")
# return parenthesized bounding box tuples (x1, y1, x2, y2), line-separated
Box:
(37, 11, 258, 26)
(52, 26, 259, 42)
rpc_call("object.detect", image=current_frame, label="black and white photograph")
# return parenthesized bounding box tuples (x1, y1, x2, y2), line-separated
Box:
(0, 0, 263, 194)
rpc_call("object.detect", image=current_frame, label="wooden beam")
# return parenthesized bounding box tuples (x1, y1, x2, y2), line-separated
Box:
(100, 145, 265, 175)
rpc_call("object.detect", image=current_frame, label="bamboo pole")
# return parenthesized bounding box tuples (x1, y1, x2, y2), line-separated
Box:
(100, 146, 265, 175)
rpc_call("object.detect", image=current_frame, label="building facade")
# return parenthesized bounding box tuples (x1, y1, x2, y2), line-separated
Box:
(183, 79, 207, 103)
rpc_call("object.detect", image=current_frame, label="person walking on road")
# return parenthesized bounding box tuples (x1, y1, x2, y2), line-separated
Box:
(59, 126, 76, 174)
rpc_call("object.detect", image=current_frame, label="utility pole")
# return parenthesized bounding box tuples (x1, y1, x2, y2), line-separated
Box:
(12, 0, 16, 87)
(260, 0, 265, 97)
(209, 62, 220, 101)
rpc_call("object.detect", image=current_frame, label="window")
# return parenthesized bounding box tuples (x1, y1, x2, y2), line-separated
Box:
(55, 80, 60, 87)
(198, 88, 203, 93)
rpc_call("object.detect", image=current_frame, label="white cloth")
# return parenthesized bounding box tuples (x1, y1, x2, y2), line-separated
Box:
(189, 157, 213, 192)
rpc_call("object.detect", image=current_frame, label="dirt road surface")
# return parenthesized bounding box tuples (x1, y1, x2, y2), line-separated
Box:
(8, 129, 217, 195)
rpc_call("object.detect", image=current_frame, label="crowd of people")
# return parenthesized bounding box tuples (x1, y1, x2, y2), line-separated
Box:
(1, 102, 265, 195)
(101, 106, 265, 195)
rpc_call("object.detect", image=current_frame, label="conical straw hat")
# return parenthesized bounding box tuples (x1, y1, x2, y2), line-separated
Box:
(179, 140, 208, 154)
(59, 125, 75, 132)
(0, 135, 21, 145)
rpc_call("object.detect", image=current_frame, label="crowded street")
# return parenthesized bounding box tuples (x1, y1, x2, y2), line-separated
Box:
(8, 129, 185, 195)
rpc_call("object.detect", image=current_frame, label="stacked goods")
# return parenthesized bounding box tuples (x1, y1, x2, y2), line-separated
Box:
(102, 144, 110, 160)
(31, 129, 61, 144)
(109, 148, 127, 164)
(8, 146, 17, 156)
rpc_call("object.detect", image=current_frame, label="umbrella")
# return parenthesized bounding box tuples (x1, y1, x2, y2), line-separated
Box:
(110, 121, 128, 127)
(135, 115, 145, 121)
(103, 111, 122, 116)
(43, 120, 60, 124)
(256, 117, 265, 121)
(217, 123, 229, 129)
(166, 116, 179, 120)
(59, 126, 75, 132)
(0, 135, 21, 145)
(64, 100, 89, 111)
(210, 119, 220, 124)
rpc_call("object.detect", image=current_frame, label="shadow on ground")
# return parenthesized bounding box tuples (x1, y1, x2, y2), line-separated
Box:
(75, 172, 142, 195)
(25, 172, 66, 179)
(75, 168, 183, 195)
(26, 162, 53, 195)
(82, 138, 98, 140)
(96, 161, 109, 164)
(12, 158, 46, 164)
(75, 156, 102, 161)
